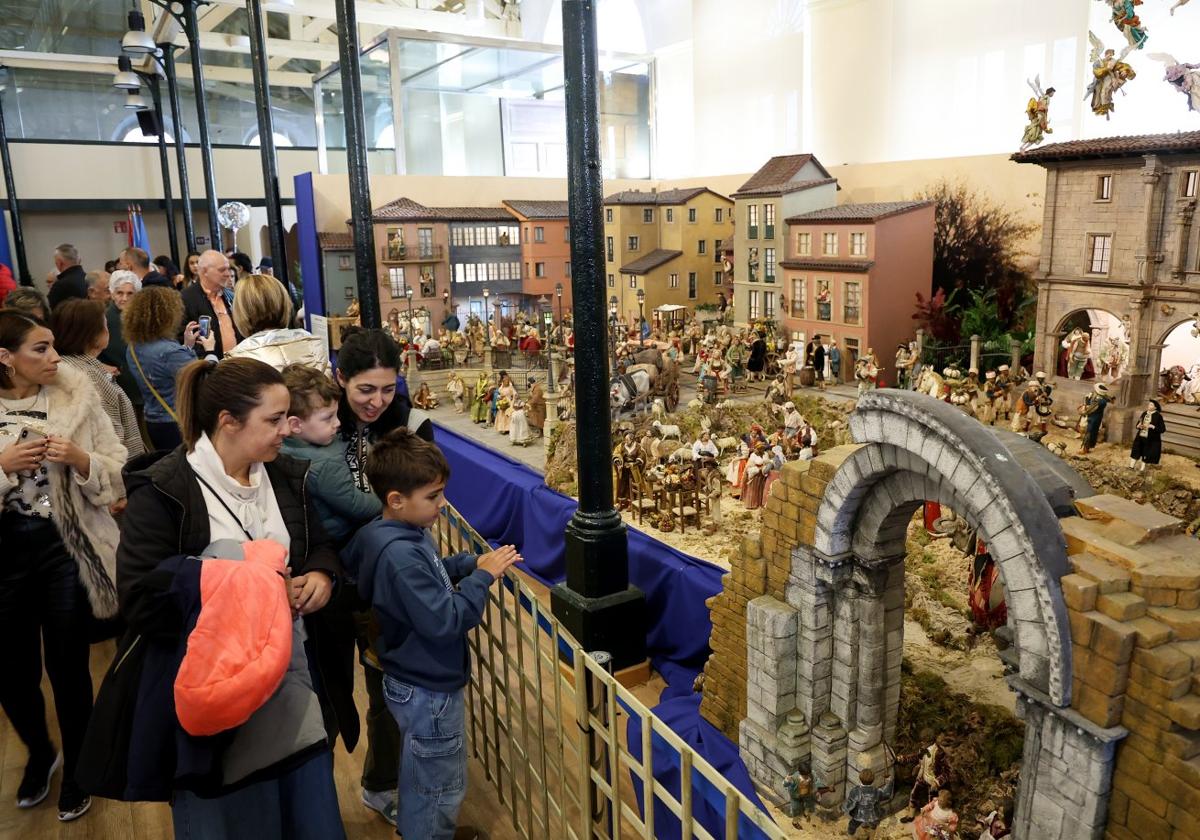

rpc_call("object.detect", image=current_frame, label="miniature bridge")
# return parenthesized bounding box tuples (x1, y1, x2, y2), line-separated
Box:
(701, 389, 1200, 840)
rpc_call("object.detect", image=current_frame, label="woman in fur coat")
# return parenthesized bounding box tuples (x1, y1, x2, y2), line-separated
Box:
(0, 311, 126, 823)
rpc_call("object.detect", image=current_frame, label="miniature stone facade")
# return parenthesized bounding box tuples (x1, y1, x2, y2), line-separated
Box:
(1015, 132, 1200, 451)
(698, 389, 1200, 839)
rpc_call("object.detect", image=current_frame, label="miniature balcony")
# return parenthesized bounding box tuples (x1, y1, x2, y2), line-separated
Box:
(380, 244, 444, 263)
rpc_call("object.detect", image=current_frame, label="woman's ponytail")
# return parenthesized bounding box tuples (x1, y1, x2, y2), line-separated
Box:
(175, 360, 217, 448)
(175, 357, 283, 449)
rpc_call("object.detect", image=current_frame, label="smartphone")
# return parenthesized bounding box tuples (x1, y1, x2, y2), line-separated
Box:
(18, 426, 45, 446)
(198, 316, 212, 339)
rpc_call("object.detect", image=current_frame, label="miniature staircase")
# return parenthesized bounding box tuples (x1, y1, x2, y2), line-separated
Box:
(1160, 401, 1200, 459)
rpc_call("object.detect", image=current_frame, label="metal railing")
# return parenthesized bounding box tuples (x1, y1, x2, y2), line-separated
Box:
(432, 504, 787, 840)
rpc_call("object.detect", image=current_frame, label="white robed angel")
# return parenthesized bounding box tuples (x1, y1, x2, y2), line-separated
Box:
(1149, 52, 1200, 113)
(1086, 32, 1137, 119)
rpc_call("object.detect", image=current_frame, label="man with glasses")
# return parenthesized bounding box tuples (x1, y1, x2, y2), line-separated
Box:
(181, 250, 241, 359)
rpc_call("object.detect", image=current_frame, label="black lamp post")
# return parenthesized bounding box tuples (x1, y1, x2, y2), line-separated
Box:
(482, 286, 491, 360)
(608, 294, 619, 372)
(442, 288, 450, 325)
(0, 67, 32, 285)
(636, 287, 645, 348)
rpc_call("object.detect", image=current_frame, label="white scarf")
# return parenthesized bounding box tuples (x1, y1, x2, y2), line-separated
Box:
(187, 433, 290, 560)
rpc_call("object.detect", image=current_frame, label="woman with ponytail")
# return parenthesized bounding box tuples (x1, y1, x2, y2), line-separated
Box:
(79, 357, 352, 838)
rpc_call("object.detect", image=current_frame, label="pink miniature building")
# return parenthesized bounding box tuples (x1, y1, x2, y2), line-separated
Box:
(779, 201, 934, 383)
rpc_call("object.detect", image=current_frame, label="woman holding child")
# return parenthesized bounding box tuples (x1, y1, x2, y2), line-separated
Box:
(78, 357, 354, 838)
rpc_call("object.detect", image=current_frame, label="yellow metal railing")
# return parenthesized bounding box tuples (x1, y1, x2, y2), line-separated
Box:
(433, 504, 787, 840)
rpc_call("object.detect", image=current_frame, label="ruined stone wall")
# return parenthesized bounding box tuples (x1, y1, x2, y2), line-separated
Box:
(1057, 494, 1200, 840)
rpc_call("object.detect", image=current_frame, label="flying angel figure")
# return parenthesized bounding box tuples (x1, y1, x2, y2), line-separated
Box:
(1097, 0, 1149, 49)
(1020, 75, 1057, 151)
(1086, 32, 1137, 119)
(1148, 52, 1200, 112)
(1171, 0, 1191, 16)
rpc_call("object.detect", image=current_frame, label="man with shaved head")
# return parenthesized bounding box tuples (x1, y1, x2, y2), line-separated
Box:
(180, 249, 241, 359)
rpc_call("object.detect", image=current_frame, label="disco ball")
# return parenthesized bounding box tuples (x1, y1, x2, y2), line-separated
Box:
(217, 201, 251, 231)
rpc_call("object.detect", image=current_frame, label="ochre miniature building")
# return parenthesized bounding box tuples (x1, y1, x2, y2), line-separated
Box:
(503, 199, 574, 314)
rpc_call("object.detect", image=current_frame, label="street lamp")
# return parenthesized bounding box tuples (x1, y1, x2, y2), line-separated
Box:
(636, 287, 646, 348)
(609, 295, 619, 370)
(405, 286, 417, 375)
(482, 287, 491, 361)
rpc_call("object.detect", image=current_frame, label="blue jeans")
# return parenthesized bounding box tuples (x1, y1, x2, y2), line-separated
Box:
(383, 674, 467, 840)
(171, 749, 345, 839)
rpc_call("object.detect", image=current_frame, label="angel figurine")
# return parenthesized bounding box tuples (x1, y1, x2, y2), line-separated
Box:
(1020, 76, 1056, 151)
(1149, 53, 1200, 113)
(1171, 0, 1192, 14)
(1102, 0, 1149, 50)
(1086, 32, 1137, 119)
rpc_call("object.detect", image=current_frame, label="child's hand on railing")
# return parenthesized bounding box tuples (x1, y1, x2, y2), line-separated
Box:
(478, 545, 522, 581)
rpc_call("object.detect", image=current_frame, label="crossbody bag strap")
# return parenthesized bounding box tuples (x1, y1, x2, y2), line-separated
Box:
(192, 472, 255, 542)
(129, 345, 180, 425)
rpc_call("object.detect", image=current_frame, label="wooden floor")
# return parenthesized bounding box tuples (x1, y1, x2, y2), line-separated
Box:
(0, 641, 521, 840)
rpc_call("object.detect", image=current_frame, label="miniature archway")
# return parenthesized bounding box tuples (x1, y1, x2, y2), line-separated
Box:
(1051, 308, 1130, 381)
(1157, 315, 1200, 383)
(737, 391, 1118, 840)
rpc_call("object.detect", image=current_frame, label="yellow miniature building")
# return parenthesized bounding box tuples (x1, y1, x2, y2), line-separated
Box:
(602, 187, 734, 332)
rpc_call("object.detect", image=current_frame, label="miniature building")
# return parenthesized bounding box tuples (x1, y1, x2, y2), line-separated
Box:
(730, 154, 838, 329)
(602, 187, 733, 329)
(780, 201, 935, 383)
(502, 199, 574, 318)
(1014, 131, 1200, 455)
(317, 231, 356, 317)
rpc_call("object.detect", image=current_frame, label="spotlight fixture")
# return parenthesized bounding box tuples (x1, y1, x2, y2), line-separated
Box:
(125, 89, 149, 111)
(112, 56, 140, 90)
(121, 10, 156, 55)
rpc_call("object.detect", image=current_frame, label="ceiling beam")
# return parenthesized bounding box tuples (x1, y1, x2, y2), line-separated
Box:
(199, 0, 512, 38)
(198, 6, 240, 33)
(0, 50, 315, 88)
(184, 31, 343, 62)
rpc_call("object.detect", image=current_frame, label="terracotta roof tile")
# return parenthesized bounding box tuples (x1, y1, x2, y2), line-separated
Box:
(619, 249, 683, 274)
(318, 232, 354, 250)
(369, 197, 516, 222)
(1011, 130, 1200, 163)
(785, 200, 932, 224)
(502, 199, 570, 219)
(732, 154, 834, 197)
(779, 258, 875, 273)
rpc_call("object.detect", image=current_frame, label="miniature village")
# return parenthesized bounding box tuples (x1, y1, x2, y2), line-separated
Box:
(308, 9, 1200, 838)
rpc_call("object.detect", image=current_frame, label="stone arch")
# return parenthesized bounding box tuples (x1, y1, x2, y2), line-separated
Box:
(1049, 307, 1130, 380)
(735, 390, 1122, 840)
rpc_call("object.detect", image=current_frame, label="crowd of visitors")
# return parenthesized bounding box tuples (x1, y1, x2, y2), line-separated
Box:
(0, 242, 508, 839)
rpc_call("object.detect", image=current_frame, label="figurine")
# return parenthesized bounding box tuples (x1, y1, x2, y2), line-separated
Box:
(829, 339, 842, 385)
(1129, 398, 1166, 470)
(412, 381, 438, 410)
(1030, 381, 1056, 443)
(781, 343, 800, 393)
(901, 732, 951, 823)
(1078, 382, 1110, 454)
(691, 431, 719, 468)
(844, 767, 894, 837)
(446, 371, 465, 413)
(509, 398, 531, 445)
(1171, 0, 1193, 14)
(1063, 328, 1092, 380)
(526, 376, 546, 434)
(470, 372, 493, 424)
(1020, 76, 1056, 151)
(741, 442, 769, 510)
(855, 351, 879, 396)
(1098, 334, 1129, 379)
(978, 371, 1000, 425)
(747, 331, 768, 382)
(1086, 33, 1137, 119)
(613, 433, 639, 509)
(911, 789, 959, 840)
(895, 343, 913, 389)
(1149, 53, 1200, 112)
(796, 419, 818, 460)
(1105, 0, 1149, 50)
(976, 803, 1012, 840)
(781, 401, 804, 439)
(494, 371, 516, 435)
(783, 764, 822, 823)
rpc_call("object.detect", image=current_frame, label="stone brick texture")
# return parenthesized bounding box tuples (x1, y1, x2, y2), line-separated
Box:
(1062, 494, 1200, 840)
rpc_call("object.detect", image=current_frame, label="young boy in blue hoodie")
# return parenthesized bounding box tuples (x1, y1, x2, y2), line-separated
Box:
(344, 428, 520, 840)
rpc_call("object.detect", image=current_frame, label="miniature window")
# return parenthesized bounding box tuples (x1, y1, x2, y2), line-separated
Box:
(791, 277, 805, 317)
(535, 226, 545, 242)
(715, 208, 724, 223)
(523, 226, 530, 242)
(699, 240, 707, 255)
(764, 291, 775, 318)
(451, 228, 463, 247)
(1087, 234, 1113, 274)
(669, 273, 679, 288)
(688, 207, 697, 222)
(843, 337, 860, 369)
(688, 272, 697, 299)
(1096, 175, 1113, 202)
(748, 205, 759, 239)
(666, 209, 674, 223)
(512, 261, 520, 276)
(714, 270, 723, 286)
(850, 233, 867, 257)
(486, 227, 498, 246)
(764, 248, 776, 282)
(524, 262, 530, 278)
(454, 264, 465, 283)
(608, 273, 615, 287)
(713, 242, 722, 263)
(749, 289, 761, 320)
(418, 227, 434, 257)
(389, 267, 405, 297)
(565, 262, 571, 278)
(338, 254, 352, 270)
(629, 276, 638, 288)
(797, 232, 811, 256)
(823, 233, 838, 256)
(643, 208, 654, 223)
(465, 264, 477, 283)
(605, 208, 613, 223)
(764, 204, 776, 239)
(816, 278, 832, 321)
(844, 281, 862, 325)
(564, 226, 571, 241)
(628, 235, 640, 251)
(536, 262, 546, 277)
(1184, 171, 1199, 198)
(606, 236, 614, 261)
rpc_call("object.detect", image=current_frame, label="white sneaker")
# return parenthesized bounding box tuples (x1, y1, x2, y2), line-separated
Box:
(361, 788, 398, 826)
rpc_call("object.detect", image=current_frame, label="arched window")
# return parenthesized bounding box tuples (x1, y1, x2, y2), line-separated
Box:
(246, 130, 294, 148)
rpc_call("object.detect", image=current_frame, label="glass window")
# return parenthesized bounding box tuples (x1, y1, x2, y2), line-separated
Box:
(607, 237, 614, 261)
(1096, 175, 1112, 201)
(389, 267, 405, 298)
(1088, 234, 1113, 274)
(629, 276, 638, 288)
(844, 281, 861, 325)
(608, 273, 615, 287)
(850, 233, 867, 257)
(816, 279, 832, 321)
(688, 272, 697, 299)
(688, 207, 697, 222)
(666, 208, 674, 223)
(823, 232, 838, 256)
(698, 240, 707, 255)
(791, 277, 805, 317)
(797, 232, 811, 256)
(643, 208, 654, 223)
(451, 228, 462, 247)
(511, 225, 521, 244)
(715, 208, 723, 223)
(765, 291, 775, 317)
(628, 235, 640, 251)
(565, 262, 571, 277)
(536, 262, 546, 277)
(564, 226, 571, 241)
(714, 270, 723, 285)
(486, 227, 497, 246)
(748, 205, 759, 239)
(764, 248, 776, 282)
(1184, 171, 1198, 198)
(749, 289, 760, 319)
(713, 243, 721, 263)
(669, 273, 679, 288)
(418, 228, 434, 258)
(764, 204, 776, 239)
(512, 261, 520, 277)
(535, 226, 545, 242)
(606, 208, 613, 223)
(466, 264, 477, 282)
(455, 264, 465, 283)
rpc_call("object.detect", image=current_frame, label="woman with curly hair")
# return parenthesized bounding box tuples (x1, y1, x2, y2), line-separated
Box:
(122, 286, 215, 451)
